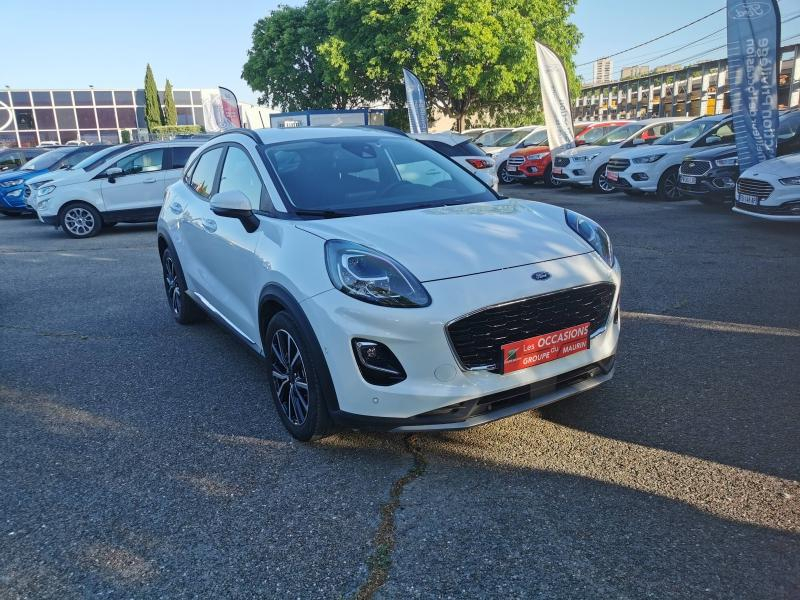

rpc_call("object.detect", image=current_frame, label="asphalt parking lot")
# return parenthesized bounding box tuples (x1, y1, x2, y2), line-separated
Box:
(1, 186, 799, 599)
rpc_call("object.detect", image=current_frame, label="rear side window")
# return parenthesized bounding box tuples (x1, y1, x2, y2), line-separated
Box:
(171, 146, 198, 169)
(189, 147, 223, 198)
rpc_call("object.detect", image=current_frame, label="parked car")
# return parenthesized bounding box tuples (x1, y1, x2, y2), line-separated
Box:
(411, 132, 498, 191)
(733, 152, 800, 221)
(157, 127, 621, 440)
(507, 121, 631, 186)
(481, 126, 540, 156)
(679, 110, 800, 204)
(0, 147, 49, 173)
(37, 141, 61, 148)
(485, 127, 548, 185)
(0, 145, 110, 216)
(461, 128, 486, 141)
(552, 117, 691, 193)
(33, 140, 200, 237)
(605, 114, 731, 200)
(472, 128, 513, 148)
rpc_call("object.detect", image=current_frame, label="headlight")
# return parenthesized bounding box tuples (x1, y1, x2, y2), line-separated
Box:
(29, 179, 52, 190)
(779, 176, 800, 186)
(0, 178, 24, 187)
(564, 209, 614, 267)
(325, 240, 431, 307)
(632, 154, 665, 164)
(573, 153, 599, 163)
(715, 157, 738, 167)
(37, 185, 56, 196)
(526, 152, 548, 161)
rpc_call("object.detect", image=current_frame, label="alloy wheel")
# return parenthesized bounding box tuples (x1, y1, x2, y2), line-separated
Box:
(597, 172, 614, 193)
(270, 329, 309, 426)
(163, 256, 182, 316)
(498, 164, 514, 184)
(63, 207, 95, 236)
(663, 172, 681, 200)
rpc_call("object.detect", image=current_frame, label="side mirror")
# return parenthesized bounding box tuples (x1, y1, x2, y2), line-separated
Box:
(210, 190, 259, 233)
(476, 142, 484, 147)
(705, 135, 721, 145)
(575, 139, 587, 147)
(106, 167, 123, 183)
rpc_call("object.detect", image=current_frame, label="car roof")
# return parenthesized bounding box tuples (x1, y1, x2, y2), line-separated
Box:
(243, 127, 408, 145)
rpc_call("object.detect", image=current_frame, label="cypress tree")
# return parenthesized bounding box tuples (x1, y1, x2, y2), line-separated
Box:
(163, 79, 177, 126)
(144, 64, 164, 131)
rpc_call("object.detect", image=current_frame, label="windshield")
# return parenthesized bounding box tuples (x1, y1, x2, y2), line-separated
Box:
(523, 129, 548, 146)
(592, 123, 644, 146)
(264, 136, 496, 216)
(71, 145, 131, 171)
(20, 148, 71, 171)
(493, 128, 535, 147)
(474, 129, 511, 146)
(655, 119, 720, 146)
(778, 112, 800, 141)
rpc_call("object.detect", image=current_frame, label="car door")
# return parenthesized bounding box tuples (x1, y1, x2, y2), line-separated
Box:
(100, 147, 167, 212)
(189, 144, 265, 344)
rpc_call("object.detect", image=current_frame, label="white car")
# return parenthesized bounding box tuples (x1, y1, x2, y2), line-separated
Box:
(473, 127, 513, 148)
(157, 127, 621, 441)
(33, 140, 200, 237)
(553, 117, 692, 193)
(606, 115, 732, 200)
(411, 132, 498, 191)
(733, 152, 800, 221)
(484, 126, 547, 185)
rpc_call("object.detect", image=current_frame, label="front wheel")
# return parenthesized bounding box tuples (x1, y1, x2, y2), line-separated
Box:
(657, 166, 683, 201)
(161, 247, 203, 324)
(592, 164, 616, 194)
(60, 203, 102, 238)
(498, 162, 515, 185)
(266, 311, 332, 441)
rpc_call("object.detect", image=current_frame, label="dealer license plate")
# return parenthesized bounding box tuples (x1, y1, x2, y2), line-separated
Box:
(507, 165, 517, 172)
(500, 322, 590, 374)
(680, 175, 696, 185)
(738, 193, 759, 205)
(605, 170, 618, 182)
(552, 167, 563, 175)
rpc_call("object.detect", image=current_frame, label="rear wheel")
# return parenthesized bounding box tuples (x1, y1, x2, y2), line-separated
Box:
(60, 203, 102, 238)
(266, 311, 332, 441)
(498, 162, 515, 185)
(657, 166, 682, 201)
(592, 164, 616, 194)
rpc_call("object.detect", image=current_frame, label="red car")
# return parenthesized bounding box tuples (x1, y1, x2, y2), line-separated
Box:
(507, 121, 631, 186)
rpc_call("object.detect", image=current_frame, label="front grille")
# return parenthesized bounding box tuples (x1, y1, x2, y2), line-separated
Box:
(447, 283, 616, 370)
(680, 160, 712, 176)
(606, 158, 630, 172)
(553, 156, 570, 167)
(737, 178, 774, 200)
(508, 156, 525, 166)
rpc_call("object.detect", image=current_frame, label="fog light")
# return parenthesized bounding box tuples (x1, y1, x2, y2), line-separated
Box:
(713, 177, 735, 188)
(632, 173, 648, 181)
(574, 169, 585, 176)
(352, 339, 406, 386)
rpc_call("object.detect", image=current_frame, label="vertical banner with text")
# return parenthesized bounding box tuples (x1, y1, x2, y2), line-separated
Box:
(535, 41, 575, 156)
(726, 0, 781, 171)
(403, 68, 429, 134)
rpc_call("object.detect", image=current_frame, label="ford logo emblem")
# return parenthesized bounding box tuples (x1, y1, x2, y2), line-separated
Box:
(532, 271, 551, 281)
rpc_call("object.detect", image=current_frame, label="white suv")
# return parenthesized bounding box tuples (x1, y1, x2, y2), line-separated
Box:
(605, 115, 733, 200)
(33, 140, 200, 238)
(552, 118, 691, 193)
(157, 128, 621, 440)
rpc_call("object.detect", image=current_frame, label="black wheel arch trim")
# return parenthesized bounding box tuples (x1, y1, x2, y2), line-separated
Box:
(259, 283, 342, 414)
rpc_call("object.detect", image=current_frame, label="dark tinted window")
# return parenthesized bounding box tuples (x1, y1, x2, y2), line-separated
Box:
(11, 91, 30, 106)
(114, 91, 134, 106)
(778, 112, 800, 141)
(173, 91, 191, 105)
(94, 91, 114, 105)
(56, 108, 77, 129)
(218, 146, 264, 208)
(15, 109, 34, 130)
(97, 108, 117, 128)
(171, 146, 197, 169)
(52, 91, 73, 106)
(76, 108, 97, 128)
(73, 91, 93, 106)
(116, 107, 137, 129)
(189, 147, 223, 198)
(32, 91, 52, 106)
(35, 109, 56, 130)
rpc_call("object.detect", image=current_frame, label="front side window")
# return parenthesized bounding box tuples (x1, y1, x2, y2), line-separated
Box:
(493, 128, 534, 147)
(189, 147, 223, 198)
(579, 126, 614, 144)
(656, 119, 720, 146)
(218, 146, 264, 209)
(778, 113, 800, 141)
(593, 123, 641, 146)
(474, 129, 510, 146)
(694, 121, 735, 148)
(264, 136, 495, 216)
(115, 149, 164, 175)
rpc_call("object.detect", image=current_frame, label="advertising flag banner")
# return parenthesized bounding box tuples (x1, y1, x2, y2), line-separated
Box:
(535, 41, 575, 155)
(726, 0, 781, 170)
(218, 87, 242, 129)
(403, 68, 429, 134)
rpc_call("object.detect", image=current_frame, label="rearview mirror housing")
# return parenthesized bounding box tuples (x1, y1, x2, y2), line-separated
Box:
(210, 190, 259, 233)
(106, 167, 123, 183)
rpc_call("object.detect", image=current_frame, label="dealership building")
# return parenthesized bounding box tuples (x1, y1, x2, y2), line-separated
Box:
(575, 42, 800, 121)
(0, 87, 273, 147)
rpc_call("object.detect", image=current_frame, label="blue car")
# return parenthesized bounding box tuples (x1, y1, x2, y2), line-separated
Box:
(0, 145, 110, 216)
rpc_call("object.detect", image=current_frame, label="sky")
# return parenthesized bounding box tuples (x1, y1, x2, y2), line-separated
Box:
(2, 0, 799, 104)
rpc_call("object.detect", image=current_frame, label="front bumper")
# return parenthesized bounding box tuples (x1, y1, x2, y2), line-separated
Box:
(608, 165, 659, 192)
(0, 187, 33, 213)
(552, 159, 595, 187)
(301, 252, 621, 423)
(509, 161, 548, 180)
(678, 167, 737, 201)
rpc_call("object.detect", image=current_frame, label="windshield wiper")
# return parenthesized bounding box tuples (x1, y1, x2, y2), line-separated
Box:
(293, 209, 355, 219)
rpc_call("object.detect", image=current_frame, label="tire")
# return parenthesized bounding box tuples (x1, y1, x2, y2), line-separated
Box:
(498, 162, 515, 185)
(160, 247, 203, 325)
(542, 164, 554, 187)
(266, 311, 332, 441)
(59, 202, 102, 238)
(657, 166, 683, 201)
(592, 164, 616, 194)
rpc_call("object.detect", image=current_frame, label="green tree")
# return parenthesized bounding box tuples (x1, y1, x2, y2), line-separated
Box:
(322, 0, 582, 131)
(243, 0, 373, 110)
(163, 79, 177, 126)
(144, 64, 164, 131)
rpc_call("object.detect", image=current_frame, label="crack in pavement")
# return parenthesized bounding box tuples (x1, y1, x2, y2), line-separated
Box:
(353, 434, 427, 600)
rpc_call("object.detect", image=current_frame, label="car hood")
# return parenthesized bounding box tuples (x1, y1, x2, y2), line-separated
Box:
(0, 168, 42, 183)
(558, 144, 606, 159)
(512, 145, 550, 158)
(741, 152, 800, 176)
(612, 144, 686, 160)
(295, 198, 591, 282)
(682, 144, 737, 161)
(28, 169, 86, 187)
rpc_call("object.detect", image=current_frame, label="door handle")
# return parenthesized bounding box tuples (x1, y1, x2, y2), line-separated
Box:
(169, 201, 183, 214)
(142, 178, 157, 183)
(201, 218, 217, 233)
